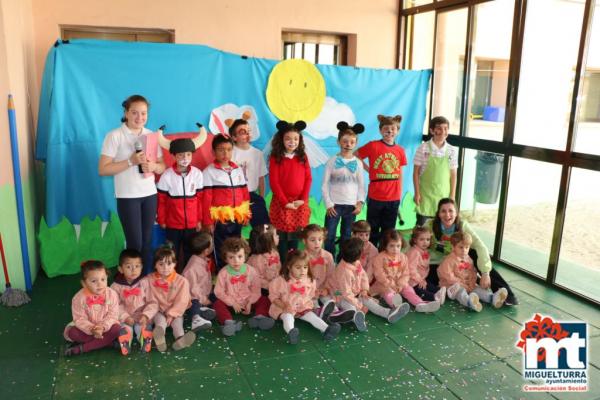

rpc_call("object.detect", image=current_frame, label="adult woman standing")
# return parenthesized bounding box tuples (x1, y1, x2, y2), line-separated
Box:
(98, 95, 165, 273)
(425, 198, 518, 305)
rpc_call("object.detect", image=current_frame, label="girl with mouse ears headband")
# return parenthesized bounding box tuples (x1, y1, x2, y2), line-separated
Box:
(268, 119, 312, 260)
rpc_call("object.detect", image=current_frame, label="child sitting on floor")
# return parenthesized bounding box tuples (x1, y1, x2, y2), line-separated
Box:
(214, 237, 275, 336)
(63, 260, 121, 356)
(330, 238, 407, 331)
(246, 224, 281, 295)
(302, 224, 355, 324)
(438, 232, 508, 312)
(110, 249, 157, 355)
(181, 231, 216, 332)
(268, 249, 341, 344)
(405, 226, 446, 304)
(371, 229, 439, 313)
(146, 245, 196, 352)
(351, 220, 378, 283)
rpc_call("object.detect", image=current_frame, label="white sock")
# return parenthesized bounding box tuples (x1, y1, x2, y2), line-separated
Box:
(299, 311, 328, 332)
(281, 313, 295, 333)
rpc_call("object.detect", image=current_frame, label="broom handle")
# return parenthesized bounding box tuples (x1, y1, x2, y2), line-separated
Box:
(8, 95, 32, 290)
(0, 234, 10, 285)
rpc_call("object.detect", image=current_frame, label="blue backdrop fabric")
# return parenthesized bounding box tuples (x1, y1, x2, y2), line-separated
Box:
(36, 39, 431, 227)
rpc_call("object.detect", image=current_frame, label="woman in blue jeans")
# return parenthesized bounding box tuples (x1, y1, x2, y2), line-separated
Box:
(99, 95, 165, 273)
(321, 122, 366, 259)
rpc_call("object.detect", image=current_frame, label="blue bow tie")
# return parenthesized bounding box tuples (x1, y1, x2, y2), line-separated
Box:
(335, 157, 357, 173)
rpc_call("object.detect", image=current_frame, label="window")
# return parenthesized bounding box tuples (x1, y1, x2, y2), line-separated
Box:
(431, 8, 468, 135)
(61, 25, 174, 43)
(513, 0, 585, 150)
(580, 71, 600, 122)
(282, 31, 348, 65)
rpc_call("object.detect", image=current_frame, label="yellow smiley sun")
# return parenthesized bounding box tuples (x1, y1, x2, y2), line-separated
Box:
(266, 59, 326, 122)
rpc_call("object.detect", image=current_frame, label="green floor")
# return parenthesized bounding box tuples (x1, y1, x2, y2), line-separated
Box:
(1, 264, 599, 400)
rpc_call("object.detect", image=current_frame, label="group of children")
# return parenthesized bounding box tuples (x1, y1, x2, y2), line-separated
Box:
(64, 220, 508, 356)
(64, 113, 509, 355)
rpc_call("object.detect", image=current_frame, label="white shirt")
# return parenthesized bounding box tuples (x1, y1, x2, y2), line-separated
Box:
(101, 123, 163, 198)
(413, 140, 458, 176)
(321, 155, 366, 208)
(232, 145, 267, 192)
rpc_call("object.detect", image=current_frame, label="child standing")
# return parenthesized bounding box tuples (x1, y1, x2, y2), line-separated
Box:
(246, 224, 281, 294)
(413, 116, 458, 226)
(110, 249, 158, 355)
(269, 250, 341, 344)
(181, 231, 216, 332)
(63, 260, 121, 356)
(438, 232, 508, 312)
(146, 246, 196, 352)
(202, 134, 251, 270)
(355, 115, 407, 247)
(322, 122, 366, 260)
(213, 237, 275, 336)
(351, 220, 378, 283)
(268, 120, 312, 260)
(157, 136, 205, 266)
(330, 238, 407, 331)
(230, 118, 270, 226)
(405, 226, 446, 304)
(371, 230, 439, 313)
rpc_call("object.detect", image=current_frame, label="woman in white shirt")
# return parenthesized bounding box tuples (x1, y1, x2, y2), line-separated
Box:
(98, 95, 165, 273)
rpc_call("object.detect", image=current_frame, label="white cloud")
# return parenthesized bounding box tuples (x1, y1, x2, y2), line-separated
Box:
(304, 97, 355, 140)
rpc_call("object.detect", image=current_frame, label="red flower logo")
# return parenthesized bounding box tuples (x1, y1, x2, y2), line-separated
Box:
(516, 314, 570, 362)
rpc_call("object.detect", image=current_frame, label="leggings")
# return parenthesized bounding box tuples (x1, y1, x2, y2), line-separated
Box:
(117, 194, 157, 275)
(67, 324, 120, 353)
(280, 311, 328, 333)
(154, 312, 185, 339)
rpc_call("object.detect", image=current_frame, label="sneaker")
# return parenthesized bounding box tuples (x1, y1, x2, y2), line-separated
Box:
(392, 293, 404, 307)
(153, 326, 167, 352)
(353, 311, 367, 332)
(415, 300, 441, 313)
(235, 320, 243, 332)
(222, 320, 238, 337)
(191, 315, 212, 332)
(387, 303, 410, 323)
(248, 315, 275, 330)
(468, 293, 482, 312)
(318, 300, 336, 321)
(199, 307, 217, 320)
(64, 343, 83, 356)
(140, 324, 153, 353)
(287, 327, 300, 344)
(504, 293, 519, 306)
(323, 323, 341, 341)
(172, 331, 196, 351)
(327, 309, 356, 324)
(118, 325, 133, 356)
(492, 288, 508, 309)
(434, 287, 447, 305)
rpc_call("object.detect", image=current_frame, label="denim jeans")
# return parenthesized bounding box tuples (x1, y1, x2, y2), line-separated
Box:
(324, 204, 356, 260)
(366, 198, 400, 248)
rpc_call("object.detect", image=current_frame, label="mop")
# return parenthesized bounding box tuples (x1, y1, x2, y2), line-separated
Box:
(0, 233, 30, 307)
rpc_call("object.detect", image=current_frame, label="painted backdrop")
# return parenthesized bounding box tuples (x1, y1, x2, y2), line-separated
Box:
(36, 39, 430, 276)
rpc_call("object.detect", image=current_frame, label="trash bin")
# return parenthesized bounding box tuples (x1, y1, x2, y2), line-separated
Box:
(474, 151, 504, 204)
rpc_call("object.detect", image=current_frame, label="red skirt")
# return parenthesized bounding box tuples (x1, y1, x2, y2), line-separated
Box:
(269, 196, 310, 232)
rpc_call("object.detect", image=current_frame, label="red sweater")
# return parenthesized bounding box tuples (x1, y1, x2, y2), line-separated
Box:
(269, 155, 312, 204)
